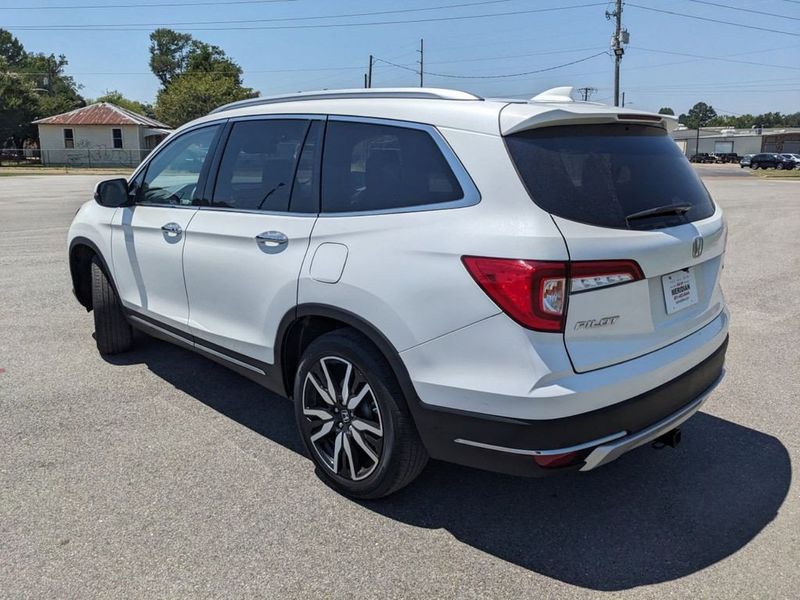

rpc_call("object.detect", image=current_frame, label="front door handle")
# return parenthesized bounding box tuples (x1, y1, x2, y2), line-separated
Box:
(256, 231, 288, 246)
(161, 222, 182, 236)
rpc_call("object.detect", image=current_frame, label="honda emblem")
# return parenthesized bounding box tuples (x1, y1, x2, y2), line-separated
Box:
(692, 236, 704, 258)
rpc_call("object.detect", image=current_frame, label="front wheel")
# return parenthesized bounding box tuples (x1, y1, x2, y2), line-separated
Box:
(90, 258, 133, 355)
(777, 163, 784, 170)
(294, 330, 428, 499)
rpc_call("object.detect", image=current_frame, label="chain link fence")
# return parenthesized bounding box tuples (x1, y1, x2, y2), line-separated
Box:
(1, 148, 153, 168)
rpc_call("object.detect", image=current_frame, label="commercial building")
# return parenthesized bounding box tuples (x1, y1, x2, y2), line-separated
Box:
(671, 126, 800, 157)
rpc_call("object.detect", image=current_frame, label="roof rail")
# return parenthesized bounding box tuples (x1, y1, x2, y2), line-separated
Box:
(210, 87, 483, 114)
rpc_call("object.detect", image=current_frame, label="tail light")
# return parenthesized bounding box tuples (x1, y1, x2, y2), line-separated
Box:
(462, 257, 644, 333)
(570, 260, 644, 293)
(461, 257, 567, 332)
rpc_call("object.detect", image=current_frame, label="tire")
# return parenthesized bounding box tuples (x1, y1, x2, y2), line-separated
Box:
(294, 329, 428, 499)
(90, 257, 133, 355)
(777, 163, 784, 170)
(750, 164, 757, 169)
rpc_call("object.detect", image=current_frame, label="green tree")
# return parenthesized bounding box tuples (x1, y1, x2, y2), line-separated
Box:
(93, 90, 154, 118)
(657, 107, 675, 116)
(0, 31, 85, 144)
(154, 71, 257, 127)
(679, 102, 717, 129)
(148, 28, 194, 87)
(150, 29, 258, 126)
(0, 67, 40, 142)
(185, 42, 243, 82)
(0, 29, 26, 67)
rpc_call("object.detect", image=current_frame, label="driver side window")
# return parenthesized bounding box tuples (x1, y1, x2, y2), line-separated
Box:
(137, 125, 220, 206)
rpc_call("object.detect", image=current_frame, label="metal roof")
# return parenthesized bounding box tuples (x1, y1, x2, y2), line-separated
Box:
(32, 103, 169, 128)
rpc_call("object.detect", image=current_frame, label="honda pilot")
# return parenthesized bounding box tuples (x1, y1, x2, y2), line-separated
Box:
(68, 87, 728, 498)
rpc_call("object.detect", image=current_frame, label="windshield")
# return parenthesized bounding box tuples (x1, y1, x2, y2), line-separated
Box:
(505, 123, 716, 230)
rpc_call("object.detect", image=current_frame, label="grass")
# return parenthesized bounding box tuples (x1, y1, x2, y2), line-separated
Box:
(751, 168, 800, 179)
(0, 165, 131, 176)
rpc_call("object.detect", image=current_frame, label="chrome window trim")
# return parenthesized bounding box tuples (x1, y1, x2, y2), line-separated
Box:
(196, 205, 317, 218)
(226, 113, 326, 124)
(318, 115, 481, 217)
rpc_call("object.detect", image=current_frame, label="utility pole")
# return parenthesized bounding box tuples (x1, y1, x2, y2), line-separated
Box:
(621, 91, 625, 107)
(364, 73, 368, 89)
(367, 55, 374, 88)
(606, 0, 628, 107)
(417, 38, 424, 87)
(577, 86, 597, 101)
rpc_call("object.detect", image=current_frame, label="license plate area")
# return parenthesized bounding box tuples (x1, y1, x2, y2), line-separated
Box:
(662, 268, 699, 314)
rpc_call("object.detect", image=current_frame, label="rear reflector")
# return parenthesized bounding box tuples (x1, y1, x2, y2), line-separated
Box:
(533, 451, 580, 468)
(463, 257, 644, 333)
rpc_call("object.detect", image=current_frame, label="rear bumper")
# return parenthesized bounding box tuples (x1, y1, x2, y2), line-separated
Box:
(410, 336, 727, 477)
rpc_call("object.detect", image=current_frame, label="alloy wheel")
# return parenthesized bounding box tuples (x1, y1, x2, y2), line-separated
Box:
(301, 356, 384, 481)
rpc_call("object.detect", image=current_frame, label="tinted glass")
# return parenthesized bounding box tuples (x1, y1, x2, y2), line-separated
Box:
(213, 119, 309, 212)
(321, 121, 463, 213)
(506, 124, 715, 230)
(289, 120, 323, 213)
(138, 125, 219, 206)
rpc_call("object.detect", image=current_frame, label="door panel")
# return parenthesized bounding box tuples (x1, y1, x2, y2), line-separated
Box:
(109, 124, 221, 333)
(182, 117, 322, 364)
(183, 212, 315, 362)
(111, 206, 197, 332)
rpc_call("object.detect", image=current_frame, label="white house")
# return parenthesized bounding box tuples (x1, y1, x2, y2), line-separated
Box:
(33, 103, 171, 167)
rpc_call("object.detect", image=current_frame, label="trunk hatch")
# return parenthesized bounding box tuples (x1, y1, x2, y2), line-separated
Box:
(505, 121, 726, 372)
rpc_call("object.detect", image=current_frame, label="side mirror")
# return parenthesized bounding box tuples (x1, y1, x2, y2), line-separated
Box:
(94, 178, 132, 208)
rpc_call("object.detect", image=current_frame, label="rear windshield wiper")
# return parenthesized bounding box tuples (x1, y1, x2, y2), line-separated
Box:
(626, 203, 692, 222)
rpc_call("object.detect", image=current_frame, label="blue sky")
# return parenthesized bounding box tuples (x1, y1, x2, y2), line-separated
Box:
(5, 0, 800, 116)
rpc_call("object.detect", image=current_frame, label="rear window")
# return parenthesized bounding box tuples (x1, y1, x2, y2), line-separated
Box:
(505, 124, 715, 230)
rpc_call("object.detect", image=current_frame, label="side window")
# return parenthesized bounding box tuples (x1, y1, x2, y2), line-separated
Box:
(289, 120, 324, 213)
(64, 129, 74, 149)
(112, 128, 123, 149)
(137, 125, 219, 206)
(321, 121, 463, 213)
(212, 119, 309, 212)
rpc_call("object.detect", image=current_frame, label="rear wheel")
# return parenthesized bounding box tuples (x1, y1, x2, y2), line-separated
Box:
(777, 163, 784, 170)
(294, 329, 428, 499)
(90, 258, 133, 355)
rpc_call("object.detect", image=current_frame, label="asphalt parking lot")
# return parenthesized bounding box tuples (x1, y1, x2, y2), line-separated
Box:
(1, 166, 798, 599)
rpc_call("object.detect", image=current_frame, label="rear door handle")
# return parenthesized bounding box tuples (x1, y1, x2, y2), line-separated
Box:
(256, 231, 288, 246)
(161, 222, 182, 236)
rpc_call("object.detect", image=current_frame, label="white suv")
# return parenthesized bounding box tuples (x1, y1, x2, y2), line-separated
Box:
(68, 87, 729, 498)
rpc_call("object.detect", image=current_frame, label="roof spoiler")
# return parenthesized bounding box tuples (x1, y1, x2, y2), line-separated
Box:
(501, 95, 679, 136)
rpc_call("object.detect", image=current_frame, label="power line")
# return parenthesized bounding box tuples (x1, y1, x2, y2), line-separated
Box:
(683, 0, 800, 21)
(4, 2, 608, 31)
(5, 0, 515, 29)
(375, 51, 608, 79)
(627, 3, 800, 37)
(631, 47, 800, 71)
(7, 48, 613, 77)
(0, 0, 294, 9)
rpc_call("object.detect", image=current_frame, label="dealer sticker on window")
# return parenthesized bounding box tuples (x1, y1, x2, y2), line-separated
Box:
(662, 268, 699, 315)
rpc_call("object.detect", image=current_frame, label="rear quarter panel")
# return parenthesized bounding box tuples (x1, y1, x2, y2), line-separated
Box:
(298, 129, 568, 352)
